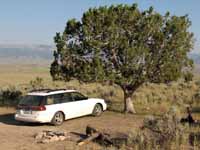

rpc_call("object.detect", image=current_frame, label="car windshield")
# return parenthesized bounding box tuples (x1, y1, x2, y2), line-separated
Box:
(19, 95, 45, 106)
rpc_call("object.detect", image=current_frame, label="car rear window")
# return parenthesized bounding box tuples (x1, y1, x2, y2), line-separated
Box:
(19, 95, 46, 106)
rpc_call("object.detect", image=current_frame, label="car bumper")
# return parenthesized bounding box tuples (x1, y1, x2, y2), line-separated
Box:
(15, 114, 48, 123)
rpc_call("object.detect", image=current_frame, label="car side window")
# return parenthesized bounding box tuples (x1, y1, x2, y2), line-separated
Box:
(71, 92, 87, 101)
(46, 94, 62, 105)
(61, 93, 73, 103)
(46, 97, 54, 105)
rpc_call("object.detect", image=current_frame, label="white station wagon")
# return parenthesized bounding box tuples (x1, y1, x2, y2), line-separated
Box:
(15, 89, 107, 125)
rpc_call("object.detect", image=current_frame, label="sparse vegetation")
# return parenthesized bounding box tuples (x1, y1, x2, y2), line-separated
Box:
(1, 75, 200, 116)
(0, 5, 199, 150)
(126, 108, 183, 149)
(0, 1, 199, 150)
(29, 77, 45, 90)
(183, 71, 194, 82)
(0, 64, 200, 149)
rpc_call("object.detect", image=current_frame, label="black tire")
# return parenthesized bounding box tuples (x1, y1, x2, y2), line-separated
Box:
(92, 104, 103, 117)
(51, 112, 64, 126)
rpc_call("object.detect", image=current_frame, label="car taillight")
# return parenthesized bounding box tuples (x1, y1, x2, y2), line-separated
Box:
(31, 106, 46, 111)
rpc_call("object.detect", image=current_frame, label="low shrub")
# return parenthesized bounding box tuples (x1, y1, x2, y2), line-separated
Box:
(126, 107, 185, 150)
(0, 86, 22, 106)
(29, 77, 45, 90)
(183, 72, 193, 83)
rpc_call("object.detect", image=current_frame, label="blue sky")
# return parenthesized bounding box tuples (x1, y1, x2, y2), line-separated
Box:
(0, 0, 199, 52)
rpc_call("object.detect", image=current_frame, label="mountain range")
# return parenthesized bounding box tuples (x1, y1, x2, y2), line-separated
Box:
(0, 44, 53, 64)
(0, 44, 199, 65)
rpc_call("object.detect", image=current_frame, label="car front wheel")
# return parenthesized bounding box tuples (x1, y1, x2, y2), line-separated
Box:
(92, 104, 103, 117)
(51, 112, 64, 126)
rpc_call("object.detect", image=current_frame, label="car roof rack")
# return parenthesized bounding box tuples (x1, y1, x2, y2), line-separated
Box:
(29, 89, 52, 92)
(30, 89, 67, 93)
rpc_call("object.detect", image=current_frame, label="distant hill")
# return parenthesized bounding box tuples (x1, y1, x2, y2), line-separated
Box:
(0, 44, 199, 65)
(0, 44, 53, 64)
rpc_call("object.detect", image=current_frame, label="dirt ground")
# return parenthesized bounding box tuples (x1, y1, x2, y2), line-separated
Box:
(0, 108, 143, 150)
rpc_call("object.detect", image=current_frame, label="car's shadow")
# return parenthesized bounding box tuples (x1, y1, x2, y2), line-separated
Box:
(0, 113, 48, 126)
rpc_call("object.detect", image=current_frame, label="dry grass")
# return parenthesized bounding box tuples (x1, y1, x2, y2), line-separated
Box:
(0, 64, 50, 86)
(0, 63, 200, 149)
(0, 64, 200, 114)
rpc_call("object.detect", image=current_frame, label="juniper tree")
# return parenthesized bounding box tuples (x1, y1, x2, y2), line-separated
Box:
(50, 4, 194, 113)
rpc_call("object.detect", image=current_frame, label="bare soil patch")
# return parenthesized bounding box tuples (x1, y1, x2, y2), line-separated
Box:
(0, 108, 143, 150)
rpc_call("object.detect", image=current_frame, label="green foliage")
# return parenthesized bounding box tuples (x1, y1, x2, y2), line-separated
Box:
(50, 3, 194, 112)
(0, 86, 22, 106)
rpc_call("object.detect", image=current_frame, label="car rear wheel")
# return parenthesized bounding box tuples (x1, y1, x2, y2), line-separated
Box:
(92, 104, 103, 117)
(51, 112, 64, 126)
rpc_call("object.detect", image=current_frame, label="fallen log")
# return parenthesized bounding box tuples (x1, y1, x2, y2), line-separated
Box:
(78, 126, 111, 146)
(78, 132, 100, 146)
(77, 125, 130, 148)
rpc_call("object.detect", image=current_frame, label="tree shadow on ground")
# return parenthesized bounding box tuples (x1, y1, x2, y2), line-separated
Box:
(0, 113, 47, 126)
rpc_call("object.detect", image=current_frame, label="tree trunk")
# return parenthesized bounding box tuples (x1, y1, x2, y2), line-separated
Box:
(123, 91, 136, 114)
